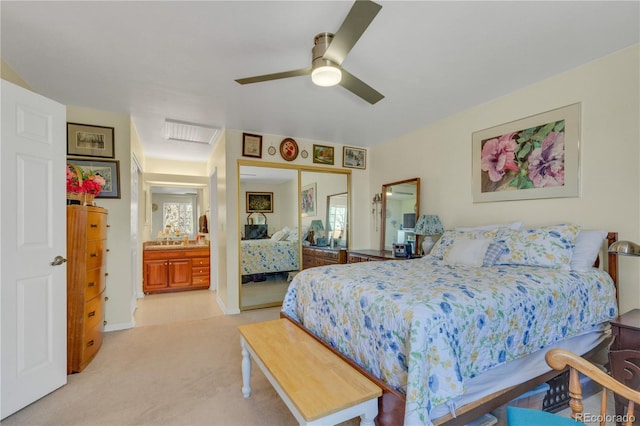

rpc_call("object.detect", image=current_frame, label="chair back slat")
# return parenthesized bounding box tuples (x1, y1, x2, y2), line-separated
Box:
(546, 349, 640, 425)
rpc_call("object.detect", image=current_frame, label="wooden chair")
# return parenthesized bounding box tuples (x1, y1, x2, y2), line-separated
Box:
(507, 348, 640, 426)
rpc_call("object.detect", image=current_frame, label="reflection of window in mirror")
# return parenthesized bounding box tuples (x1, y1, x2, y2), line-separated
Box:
(163, 202, 194, 235)
(151, 187, 199, 238)
(381, 178, 420, 251)
(326, 193, 347, 248)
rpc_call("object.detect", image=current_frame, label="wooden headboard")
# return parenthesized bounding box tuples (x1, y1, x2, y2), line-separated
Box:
(597, 232, 619, 307)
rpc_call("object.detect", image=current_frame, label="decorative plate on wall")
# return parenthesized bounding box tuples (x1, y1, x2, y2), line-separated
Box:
(300, 149, 308, 159)
(279, 138, 299, 161)
(268, 146, 276, 156)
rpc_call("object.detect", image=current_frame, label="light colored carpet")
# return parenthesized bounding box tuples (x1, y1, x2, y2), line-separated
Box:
(3, 307, 306, 426)
(3, 293, 617, 426)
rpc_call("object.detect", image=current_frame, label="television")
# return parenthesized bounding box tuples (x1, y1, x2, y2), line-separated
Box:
(403, 213, 416, 230)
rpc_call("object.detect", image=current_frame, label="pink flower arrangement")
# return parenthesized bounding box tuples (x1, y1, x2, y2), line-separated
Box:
(66, 164, 106, 196)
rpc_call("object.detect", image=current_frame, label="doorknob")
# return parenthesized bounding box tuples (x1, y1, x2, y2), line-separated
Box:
(50, 255, 67, 266)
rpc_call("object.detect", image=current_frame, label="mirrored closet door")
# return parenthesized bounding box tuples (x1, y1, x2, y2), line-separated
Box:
(239, 165, 298, 310)
(238, 162, 350, 311)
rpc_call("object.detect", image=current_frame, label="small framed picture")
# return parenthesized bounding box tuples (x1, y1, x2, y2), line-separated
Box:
(67, 123, 115, 158)
(343, 146, 366, 169)
(68, 158, 121, 198)
(242, 133, 262, 158)
(246, 191, 273, 213)
(312, 144, 334, 165)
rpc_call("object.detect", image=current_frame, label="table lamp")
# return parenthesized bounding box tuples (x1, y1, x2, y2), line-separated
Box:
(414, 215, 444, 255)
(609, 240, 640, 257)
(308, 220, 325, 246)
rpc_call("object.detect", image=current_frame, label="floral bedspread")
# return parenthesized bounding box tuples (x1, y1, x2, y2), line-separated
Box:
(241, 239, 299, 275)
(281, 257, 618, 425)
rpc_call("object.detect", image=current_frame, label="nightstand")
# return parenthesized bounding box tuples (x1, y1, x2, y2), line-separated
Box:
(609, 309, 640, 419)
(610, 309, 640, 351)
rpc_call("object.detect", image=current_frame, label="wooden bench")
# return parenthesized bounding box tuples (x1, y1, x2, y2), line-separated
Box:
(238, 318, 382, 426)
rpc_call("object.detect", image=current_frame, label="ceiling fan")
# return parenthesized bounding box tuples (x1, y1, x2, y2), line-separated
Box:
(235, 0, 384, 105)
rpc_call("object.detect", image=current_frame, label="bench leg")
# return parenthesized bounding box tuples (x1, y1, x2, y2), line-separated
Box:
(241, 337, 251, 398)
(359, 399, 378, 426)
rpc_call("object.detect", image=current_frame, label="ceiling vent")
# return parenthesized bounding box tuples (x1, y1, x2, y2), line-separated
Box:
(164, 119, 220, 145)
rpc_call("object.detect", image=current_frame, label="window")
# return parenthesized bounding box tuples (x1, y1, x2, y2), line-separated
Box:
(163, 202, 194, 235)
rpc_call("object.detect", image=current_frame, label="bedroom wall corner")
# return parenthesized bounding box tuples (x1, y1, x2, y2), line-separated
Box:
(370, 44, 640, 313)
(66, 105, 135, 329)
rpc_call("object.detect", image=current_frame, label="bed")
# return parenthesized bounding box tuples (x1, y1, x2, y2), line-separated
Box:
(241, 238, 299, 276)
(281, 224, 620, 425)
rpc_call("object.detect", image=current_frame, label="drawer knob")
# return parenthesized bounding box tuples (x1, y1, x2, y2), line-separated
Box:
(90, 253, 97, 258)
(87, 340, 94, 347)
(88, 311, 96, 318)
(88, 282, 95, 287)
(90, 224, 98, 228)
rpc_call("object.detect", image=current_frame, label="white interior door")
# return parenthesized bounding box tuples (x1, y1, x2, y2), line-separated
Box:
(1, 80, 67, 419)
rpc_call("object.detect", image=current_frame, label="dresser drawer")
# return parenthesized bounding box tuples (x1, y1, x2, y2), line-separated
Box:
(192, 256, 209, 267)
(84, 268, 106, 301)
(86, 239, 106, 269)
(80, 322, 104, 368)
(86, 211, 108, 241)
(84, 294, 104, 332)
(192, 275, 210, 286)
(192, 266, 209, 276)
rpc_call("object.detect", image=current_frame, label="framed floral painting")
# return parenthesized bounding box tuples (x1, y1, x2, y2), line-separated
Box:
(472, 103, 580, 203)
(246, 192, 273, 213)
(70, 158, 121, 198)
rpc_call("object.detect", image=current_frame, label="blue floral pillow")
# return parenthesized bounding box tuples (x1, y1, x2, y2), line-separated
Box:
(494, 224, 581, 269)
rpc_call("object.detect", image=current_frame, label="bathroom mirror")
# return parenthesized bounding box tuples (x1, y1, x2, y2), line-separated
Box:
(380, 178, 420, 252)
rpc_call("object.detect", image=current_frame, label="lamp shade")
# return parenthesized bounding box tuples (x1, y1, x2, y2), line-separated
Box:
(608, 240, 640, 256)
(309, 220, 324, 232)
(414, 215, 444, 236)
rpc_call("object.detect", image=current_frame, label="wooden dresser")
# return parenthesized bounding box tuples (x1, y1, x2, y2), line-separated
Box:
(143, 245, 210, 294)
(302, 246, 347, 269)
(347, 249, 398, 263)
(66, 205, 108, 374)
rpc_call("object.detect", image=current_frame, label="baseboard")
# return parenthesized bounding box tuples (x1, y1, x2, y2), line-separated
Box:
(217, 293, 240, 315)
(105, 321, 134, 332)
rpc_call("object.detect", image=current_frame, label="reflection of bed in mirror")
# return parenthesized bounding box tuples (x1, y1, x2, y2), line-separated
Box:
(241, 228, 301, 277)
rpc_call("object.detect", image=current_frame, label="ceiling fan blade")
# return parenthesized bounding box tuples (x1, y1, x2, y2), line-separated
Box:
(323, 0, 382, 66)
(339, 68, 384, 105)
(235, 67, 311, 85)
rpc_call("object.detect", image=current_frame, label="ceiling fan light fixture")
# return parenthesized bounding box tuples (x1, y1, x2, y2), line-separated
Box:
(311, 65, 342, 87)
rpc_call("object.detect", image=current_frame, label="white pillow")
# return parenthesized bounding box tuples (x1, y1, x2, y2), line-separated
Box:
(286, 228, 299, 241)
(455, 222, 524, 232)
(270, 230, 289, 241)
(571, 230, 607, 271)
(444, 238, 492, 267)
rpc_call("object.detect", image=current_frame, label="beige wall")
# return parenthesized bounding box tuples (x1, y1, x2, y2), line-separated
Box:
(370, 45, 640, 314)
(66, 105, 135, 329)
(1, 59, 32, 91)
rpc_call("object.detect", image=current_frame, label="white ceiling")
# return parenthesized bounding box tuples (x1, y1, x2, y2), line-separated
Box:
(2, 1, 638, 163)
